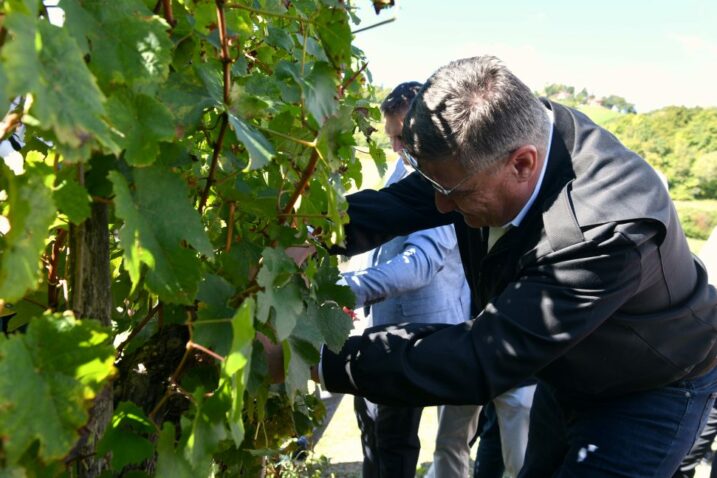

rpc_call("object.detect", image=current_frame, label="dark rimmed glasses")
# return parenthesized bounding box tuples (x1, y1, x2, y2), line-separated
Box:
(400, 148, 480, 196)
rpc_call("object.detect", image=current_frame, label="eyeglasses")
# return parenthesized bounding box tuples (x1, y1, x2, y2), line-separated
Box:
(401, 148, 479, 196)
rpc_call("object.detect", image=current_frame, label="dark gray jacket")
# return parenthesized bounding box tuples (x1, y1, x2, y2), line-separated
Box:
(322, 101, 717, 406)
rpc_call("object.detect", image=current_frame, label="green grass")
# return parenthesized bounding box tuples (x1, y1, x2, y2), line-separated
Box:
(576, 105, 623, 125)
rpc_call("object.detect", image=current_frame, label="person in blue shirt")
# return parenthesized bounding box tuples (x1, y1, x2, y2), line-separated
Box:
(341, 82, 479, 478)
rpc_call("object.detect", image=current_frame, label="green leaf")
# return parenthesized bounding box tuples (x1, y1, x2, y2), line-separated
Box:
(160, 70, 217, 133)
(0, 313, 115, 464)
(96, 402, 155, 470)
(60, 0, 94, 54)
(255, 248, 304, 340)
(156, 423, 195, 478)
(1, 14, 118, 159)
(194, 274, 235, 356)
(224, 299, 255, 447)
(266, 25, 294, 52)
(316, 105, 356, 168)
(0, 67, 9, 112)
(53, 177, 91, 225)
(195, 61, 225, 107)
(314, 257, 355, 307)
(0, 166, 56, 303)
(186, 393, 227, 472)
(110, 168, 214, 304)
(79, 0, 172, 93)
(106, 88, 175, 167)
(227, 114, 276, 171)
(315, 5, 352, 67)
(369, 139, 388, 177)
(303, 62, 339, 125)
(284, 339, 311, 399)
(225, 299, 255, 377)
(309, 302, 351, 354)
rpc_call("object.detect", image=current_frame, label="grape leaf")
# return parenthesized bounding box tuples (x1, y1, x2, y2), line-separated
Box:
(227, 114, 275, 171)
(266, 26, 294, 52)
(78, 0, 172, 94)
(195, 61, 225, 107)
(194, 274, 235, 357)
(369, 138, 388, 177)
(156, 423, 195, 478)
(316, 105, 356, 168)
(308, 302, 351, 354)
(1, 14, 119, 159)
(96, 402, 155, 470)
(110, 168, 214, 304)
(53, 177, 91, 225)
(303, 62, 339, 125)
(0, 313, 115, 464)
(159, 70, 217, 132)
(315, 6, 352, 67)
(223, 298, 254, 447)
(0, 166, 56, 303)
(283, 339, 311, 400)
(186, 392, 227, 473)
(105, 88, 175, 167)
(256, 248, 304, 340)
(0, 67, 9, 113)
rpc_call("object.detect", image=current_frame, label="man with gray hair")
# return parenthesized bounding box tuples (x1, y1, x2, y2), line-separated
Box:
(312, 56, 717, 476)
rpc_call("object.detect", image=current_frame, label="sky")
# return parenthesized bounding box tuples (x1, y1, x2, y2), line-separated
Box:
(351, 0, 717, 113)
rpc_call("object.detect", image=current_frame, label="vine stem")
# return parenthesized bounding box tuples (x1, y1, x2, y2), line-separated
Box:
(161, 0, 175, 26)
(339, 62, 368, 98)
(116, 303, 162, 354)
(225, 201, 236, 252)
(216, 0, 231, 103)
(257, 126, 315, 148)
(280, 149, 320, 224)
(149, 343, 192, 422)
(47, 228, 68, 310)
(198, 113, 228, 214)
(198, 0, 233, 214)
(225, 3, 310, 23)
(188, 341, 226, 362)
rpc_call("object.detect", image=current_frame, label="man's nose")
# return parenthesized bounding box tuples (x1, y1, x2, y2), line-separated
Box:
(434, 192, 456, 214)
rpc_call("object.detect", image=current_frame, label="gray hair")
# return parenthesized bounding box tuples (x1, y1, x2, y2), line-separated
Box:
(402, 56, 550, 171)
(380, 81, 423, 117)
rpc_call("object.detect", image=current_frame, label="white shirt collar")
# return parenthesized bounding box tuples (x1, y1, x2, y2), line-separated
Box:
(505, 106, 554, 229)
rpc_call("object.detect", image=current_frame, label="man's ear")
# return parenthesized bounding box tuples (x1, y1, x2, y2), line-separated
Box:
(508, 145, 539, 182)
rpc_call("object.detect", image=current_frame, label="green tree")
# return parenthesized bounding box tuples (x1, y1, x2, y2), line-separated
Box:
(0, 0, 390, 476)
(692, 151, 717, 198)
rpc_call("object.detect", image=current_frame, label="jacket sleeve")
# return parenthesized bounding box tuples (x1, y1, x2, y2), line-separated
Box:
(322, 221, 657, 406)
(337, 172, 460, 256)
(342, 225, 458, 308)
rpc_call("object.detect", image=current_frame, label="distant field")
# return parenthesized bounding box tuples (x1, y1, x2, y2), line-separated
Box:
(576, 105, 623, 124)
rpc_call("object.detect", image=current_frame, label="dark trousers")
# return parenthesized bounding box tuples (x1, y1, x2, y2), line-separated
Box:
(520, 367, 717, 477)
(473, 403, 505, 478)
(354, 396, 422, 478)
(673, 399, 717, 477)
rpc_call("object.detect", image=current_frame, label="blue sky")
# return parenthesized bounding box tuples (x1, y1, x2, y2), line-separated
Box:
(352, 0, 717, 112)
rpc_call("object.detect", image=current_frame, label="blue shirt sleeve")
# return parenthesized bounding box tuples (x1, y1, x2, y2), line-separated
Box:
(342, 224, 458, 308)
